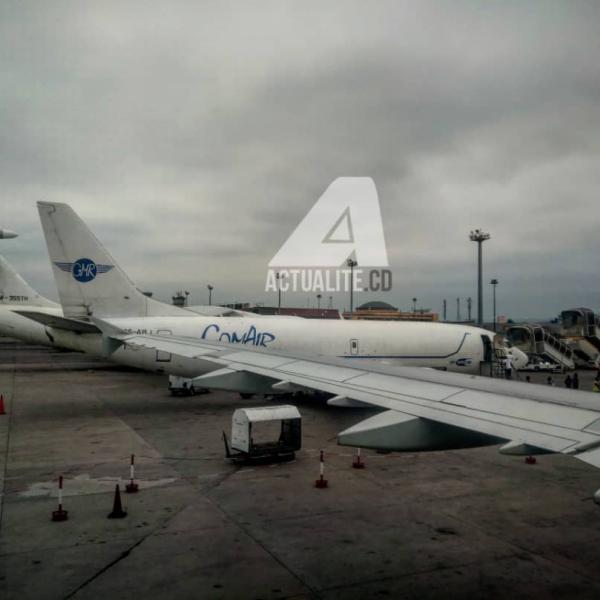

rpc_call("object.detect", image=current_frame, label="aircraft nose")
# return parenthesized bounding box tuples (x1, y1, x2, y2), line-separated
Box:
(0, 229, 18, 239)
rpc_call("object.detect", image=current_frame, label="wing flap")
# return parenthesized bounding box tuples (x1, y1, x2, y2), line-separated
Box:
(574, 447, 600, 469)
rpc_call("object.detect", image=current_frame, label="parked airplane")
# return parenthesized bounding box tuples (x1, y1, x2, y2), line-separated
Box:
(0, 255, 62, 346)
(0, 229, 18, 239)
(27, 196, 524, 392)
(0, 254, 256, 351)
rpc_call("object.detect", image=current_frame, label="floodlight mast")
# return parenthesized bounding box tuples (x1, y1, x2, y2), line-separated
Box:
(346, 258, 358, 316)
(490, 278, 499, 332)
(275, 272, 286, 313)
(469, 229, 491, 326)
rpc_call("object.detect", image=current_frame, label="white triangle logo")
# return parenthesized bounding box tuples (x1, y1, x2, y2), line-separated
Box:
(269, 177, 388, 267)
(322, 207, 354, 244)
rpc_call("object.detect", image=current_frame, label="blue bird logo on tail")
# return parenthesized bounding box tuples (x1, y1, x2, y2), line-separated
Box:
(54, 258, 114, 283)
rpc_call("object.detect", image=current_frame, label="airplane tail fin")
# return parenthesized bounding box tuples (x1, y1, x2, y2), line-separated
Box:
(0, 255, 58, 308)
(37, 202, 187, 319)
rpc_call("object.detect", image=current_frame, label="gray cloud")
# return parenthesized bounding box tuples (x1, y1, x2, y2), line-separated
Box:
(1, 1, 599, 318)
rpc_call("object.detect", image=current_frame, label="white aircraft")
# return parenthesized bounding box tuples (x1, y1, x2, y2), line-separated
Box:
(0, 255, 62, 346)
(0, 254, 257, 351)
(0, 229, 18, 239)
(24, 197, 525, 392)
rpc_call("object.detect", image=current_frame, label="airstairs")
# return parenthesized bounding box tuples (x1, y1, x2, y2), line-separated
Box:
(506, 324, 575, 371)
(560, 308, 600, 365)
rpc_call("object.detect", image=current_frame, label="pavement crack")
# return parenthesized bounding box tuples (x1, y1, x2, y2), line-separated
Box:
(207, 496, 322, 599)
(62, 535, 148, 599)
(61, 500, 191, 600)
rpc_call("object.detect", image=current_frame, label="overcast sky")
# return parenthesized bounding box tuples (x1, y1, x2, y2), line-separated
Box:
(1, 1, 599, 319)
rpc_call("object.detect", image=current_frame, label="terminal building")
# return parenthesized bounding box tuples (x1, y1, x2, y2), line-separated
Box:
(249, 306, 340, 319)
(342, 301, 439, 321)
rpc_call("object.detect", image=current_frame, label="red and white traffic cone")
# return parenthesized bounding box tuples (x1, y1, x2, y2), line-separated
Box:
(0, 394, 6, 415)
(314, 449, 328, 488)
(352, 447, 365, 469)
(51, 476, 69, 522)
(125, 454, 139, 493)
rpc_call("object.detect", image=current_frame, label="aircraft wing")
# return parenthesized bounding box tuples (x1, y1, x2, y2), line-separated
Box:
(15, 310, 101, 333)
(105, 329, 600, 470)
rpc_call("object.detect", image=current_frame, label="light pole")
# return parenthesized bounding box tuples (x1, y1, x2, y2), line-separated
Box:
(443, 299, 447, 321)
(207, 284, 213, 306)
(412, 297, 417, 313)
(346, 258, 357, 316)
(469, 229, 491, 326)
(490, 278, 498, 332)
(467, 297, 472, 322)
(275, 272, 285, 313)
(316, 293, 322, 309)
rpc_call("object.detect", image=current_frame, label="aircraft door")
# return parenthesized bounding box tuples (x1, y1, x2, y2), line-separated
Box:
(481, 335, 493, 362)
(350, 338, 359, 355)
(156, 329, 172, 362)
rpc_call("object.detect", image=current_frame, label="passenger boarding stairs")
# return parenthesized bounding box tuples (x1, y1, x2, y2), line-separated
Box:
(569, 338, 600, 367)
(560, 308, 600, 366)
(506, 324, 575, 371)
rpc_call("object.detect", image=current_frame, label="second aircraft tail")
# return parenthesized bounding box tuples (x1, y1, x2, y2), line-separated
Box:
(0, 255, 58, 308)
(37, 202, 188, 319)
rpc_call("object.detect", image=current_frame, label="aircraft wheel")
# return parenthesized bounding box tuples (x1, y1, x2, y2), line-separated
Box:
(240, 393, 254, 400)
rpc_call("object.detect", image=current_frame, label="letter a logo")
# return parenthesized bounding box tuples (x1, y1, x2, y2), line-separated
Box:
(269, 178, 388, 267)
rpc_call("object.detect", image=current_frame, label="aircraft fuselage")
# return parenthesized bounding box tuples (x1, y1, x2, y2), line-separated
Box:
(1, 308, 495, 377)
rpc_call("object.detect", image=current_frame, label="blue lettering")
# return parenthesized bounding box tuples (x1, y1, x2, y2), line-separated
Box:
(72, 258, 97, 283)
(199, 322, 276, 347)
(230, 331, 246, 343)
(245, 325, 257, 346)
(260, 333, 275, 347)
(201, 324, 220, 339)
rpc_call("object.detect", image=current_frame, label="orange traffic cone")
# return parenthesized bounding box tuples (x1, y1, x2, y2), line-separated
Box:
(0, 394, 6, 415)
(107, 484, 127, 519)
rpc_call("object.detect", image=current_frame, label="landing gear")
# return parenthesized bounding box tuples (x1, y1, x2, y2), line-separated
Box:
(239, 393, 254, 400)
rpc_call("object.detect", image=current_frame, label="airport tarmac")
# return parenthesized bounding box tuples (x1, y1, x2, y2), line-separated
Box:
(2, 340, 600, 599)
